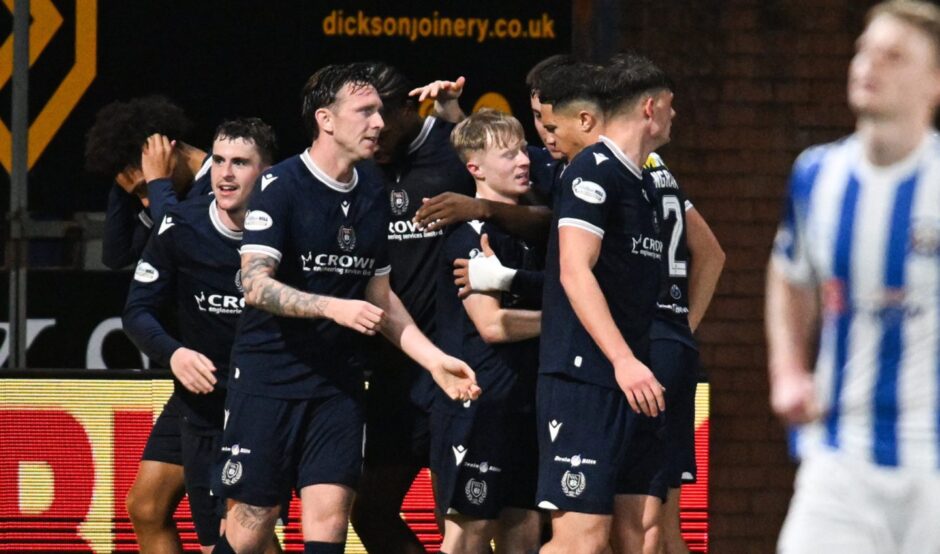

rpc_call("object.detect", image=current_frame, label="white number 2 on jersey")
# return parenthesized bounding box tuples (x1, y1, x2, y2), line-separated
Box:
(662, 195, 687, 278)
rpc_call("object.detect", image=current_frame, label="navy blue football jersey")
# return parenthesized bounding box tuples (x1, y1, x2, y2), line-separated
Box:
(123, 194, 243, 429)
(375, 117, 476, 335)
(437, 220, 542, 409)
(232, 150, 391, 398)
(539, 136, 662, 389)
(644, 153, 697, 349)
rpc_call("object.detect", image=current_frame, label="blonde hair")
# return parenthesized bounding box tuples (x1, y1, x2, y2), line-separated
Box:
(868, 1, 940, 64)
(450, 109, 525, 163)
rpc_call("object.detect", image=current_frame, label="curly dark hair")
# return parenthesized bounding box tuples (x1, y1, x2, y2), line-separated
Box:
(84, 95, 191, 177)
(213, 118, 278, 165)
(362, 61, 417, 115)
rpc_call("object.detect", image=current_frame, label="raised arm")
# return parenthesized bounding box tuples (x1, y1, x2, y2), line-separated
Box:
(685, 207, 725, 331)
(559, 226, 665, 416)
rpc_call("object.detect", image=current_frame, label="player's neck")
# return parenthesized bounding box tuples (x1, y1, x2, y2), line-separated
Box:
(857, 116, 931, 167)
(475, 184, 519, 206)
(216, 204, 245, 232)
(601, 120, 655, 170)
(308, 139, 357, 183)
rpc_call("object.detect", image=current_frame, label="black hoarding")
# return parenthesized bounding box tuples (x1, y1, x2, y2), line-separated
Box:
(0, 1, 571, 217)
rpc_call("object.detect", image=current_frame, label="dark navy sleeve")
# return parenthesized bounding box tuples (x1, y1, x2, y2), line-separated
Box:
(103, 183, 152, 269)
(509, 269, 544, 305)
(122, 213, 183, 366)
(185, 166, 213, 200)
(145, 178, 179, 223)
(556, 159, 616, 239)
(527, 145, 558, 201)
(374, 189, 392, 277)
(240, 172, 291, 263)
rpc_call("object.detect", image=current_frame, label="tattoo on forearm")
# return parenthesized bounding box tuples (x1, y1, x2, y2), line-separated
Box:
(241, 254, 331, 318)
(232, 503, 274, 532)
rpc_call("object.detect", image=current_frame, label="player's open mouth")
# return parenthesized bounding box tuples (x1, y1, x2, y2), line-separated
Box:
(515, 171, 530, 182)
(217, 185, 238, 193)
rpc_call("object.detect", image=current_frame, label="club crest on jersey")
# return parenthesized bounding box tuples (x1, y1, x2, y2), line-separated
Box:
(244, 210, 273, 231)
(561, 471, 586, 498)
(235, 270, 244, 294)
(337, 226, 357, 252)
(221, 460, 243, 486)
(670, 284, 682, 300)
(651, 209, 660, 234)
(571, 178, 606, 204)
(134, 261, 159, 283)
(465, 478, 488, 505)
(390, 189, 410, 216)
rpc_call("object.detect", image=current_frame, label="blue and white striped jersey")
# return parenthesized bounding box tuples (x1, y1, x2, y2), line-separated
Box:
(772, 132, 940, 470)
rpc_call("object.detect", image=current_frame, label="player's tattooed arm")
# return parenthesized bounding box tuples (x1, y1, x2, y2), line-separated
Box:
(240, 252, 331, 318)
(241, 252, 385, 334)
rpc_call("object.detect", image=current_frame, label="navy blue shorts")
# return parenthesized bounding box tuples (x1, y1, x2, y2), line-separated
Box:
(141, 393, 224, 546)
(217, 385, 365, 508)
(536, 374, 666, 515)
(179, 420, 224, 546)
(649, 339, 699, 489)
(141, 394, 183, 465)
(363, 353, 432, 468)
(430, 396, 538, 519)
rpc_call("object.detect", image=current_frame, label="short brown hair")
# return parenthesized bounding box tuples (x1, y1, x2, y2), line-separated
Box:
(450, 109, 525, 163)
(868, 0, 940, 64)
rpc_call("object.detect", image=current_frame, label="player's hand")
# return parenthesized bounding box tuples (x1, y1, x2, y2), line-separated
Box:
(409, 76, 466, 103)
(429, 355, 481, 402)
(770, 370, 820, 425)
(326, 298, 386, 336)
(115, 167, 150, 207)
(414, 193, 486, 231)
(141, 134, 177, 183)
(170, 347, 217, 394)
(614, 356, 665, 417)
(454, 234, 512, 298)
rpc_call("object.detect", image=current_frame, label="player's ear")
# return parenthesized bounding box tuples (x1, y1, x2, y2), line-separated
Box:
(580, 111, 598, 132)
(466, 159, 485, 180)
(642, 95, 656, 121)
(316, 107, 334, 135)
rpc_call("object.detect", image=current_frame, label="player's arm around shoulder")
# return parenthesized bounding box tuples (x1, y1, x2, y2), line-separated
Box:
(365, 273, 481, 402)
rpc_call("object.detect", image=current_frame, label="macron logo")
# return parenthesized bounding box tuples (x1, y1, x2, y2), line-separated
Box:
(453, 445, 468, 466)
(341, 201, 350, 217)
(593, 152, 609, 165)
(261, 174, 278, 191)
(549, 420, 563, 442)
(158, 216, 174, 235)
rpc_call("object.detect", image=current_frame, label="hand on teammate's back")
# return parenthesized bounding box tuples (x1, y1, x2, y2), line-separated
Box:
(141, 133, 178, 182)
(614, 356, 665, 417)
(414, 192, 486, 231)
(169, 347, 217, 394)
(327, 298, 386, 336)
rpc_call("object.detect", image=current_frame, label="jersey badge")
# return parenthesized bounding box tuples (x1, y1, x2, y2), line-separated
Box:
(337, 225, 357, 252)
(572, 178, 607, 204)
(390, 189, 409, 216)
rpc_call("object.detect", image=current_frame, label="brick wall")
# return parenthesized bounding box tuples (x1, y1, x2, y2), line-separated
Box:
(575, 1, 876, 551)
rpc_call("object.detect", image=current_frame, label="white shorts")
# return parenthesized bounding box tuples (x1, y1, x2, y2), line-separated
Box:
(778, 447, 940, 554)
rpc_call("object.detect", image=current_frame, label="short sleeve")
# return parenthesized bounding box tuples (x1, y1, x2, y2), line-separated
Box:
(556, 160, 614, 239)
(240, 172, 291, 263)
